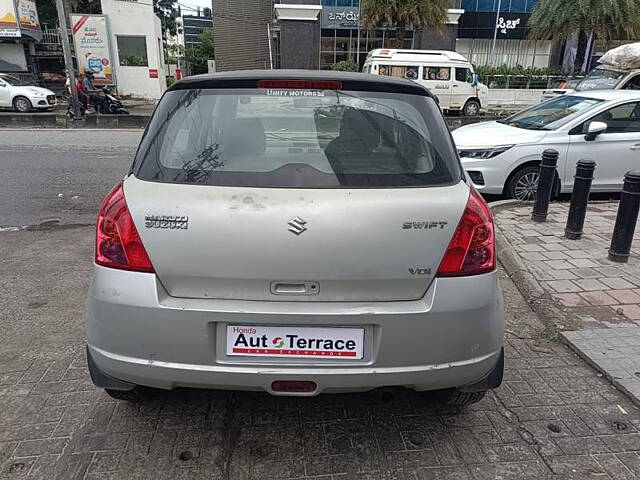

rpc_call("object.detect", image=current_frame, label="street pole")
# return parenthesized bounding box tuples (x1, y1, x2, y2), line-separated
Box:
(356, 5, 361, 67)
(490, 0, 502, 67)
(55, 0, 81, 119)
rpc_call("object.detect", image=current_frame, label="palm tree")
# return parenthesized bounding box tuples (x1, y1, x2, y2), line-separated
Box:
(360, 0, 449, 49)
(528, 0, 640, 72)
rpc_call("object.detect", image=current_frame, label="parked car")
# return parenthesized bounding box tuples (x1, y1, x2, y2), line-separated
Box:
(574, 42, 640, 93)
(454, 90, 640, 200)
(363, 49, 489, 116)
(541, 78, 582, 101)
(0, 73, 57, 112)
(86, 71, 504, 405)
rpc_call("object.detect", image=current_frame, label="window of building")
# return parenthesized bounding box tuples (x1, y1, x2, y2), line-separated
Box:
(423, 67, 450, 81)
(460, 0, 538, 12)
(117, 36, 148, 66)
(455, 67, 471, 82)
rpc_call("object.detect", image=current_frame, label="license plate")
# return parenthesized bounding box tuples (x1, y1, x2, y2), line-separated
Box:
(48, 98, 57, 105)
(226, 325, 364, 359)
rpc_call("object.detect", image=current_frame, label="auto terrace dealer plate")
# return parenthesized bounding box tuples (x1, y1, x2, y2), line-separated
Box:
(226, 325, 364, 359)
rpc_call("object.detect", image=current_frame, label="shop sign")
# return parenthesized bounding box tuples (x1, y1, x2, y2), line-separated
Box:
(17, 0, 39, 31)
(321, 6, 359, 29)
(458, 12, 529, 40)
(71, 15, 114, 86)
(0, 0, 20, 37)
(149, 68, 158, 78)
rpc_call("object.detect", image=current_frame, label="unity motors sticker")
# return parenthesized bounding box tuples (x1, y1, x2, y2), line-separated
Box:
(265, 89, 325, 97)
(226, 325, 364, 359)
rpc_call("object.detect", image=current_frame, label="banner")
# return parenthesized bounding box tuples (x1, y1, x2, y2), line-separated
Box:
(458, 12, 530, 40)
(17, 0, 39, 30)
(0, 0, 20, 37)
(71, 14, 114, 85)
(320, 6, 360, 29)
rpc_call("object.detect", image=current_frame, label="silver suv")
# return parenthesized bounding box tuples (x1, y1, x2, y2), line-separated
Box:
(86, 71, 504, 405)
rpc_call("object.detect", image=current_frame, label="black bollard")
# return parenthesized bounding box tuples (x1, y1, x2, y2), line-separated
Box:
(608, 171, 640, 263)
(531, 149, 559, 222)
(565, 159, 596, 240)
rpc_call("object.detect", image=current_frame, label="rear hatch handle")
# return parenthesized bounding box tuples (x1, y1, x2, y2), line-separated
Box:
(270, 281, 320, 296)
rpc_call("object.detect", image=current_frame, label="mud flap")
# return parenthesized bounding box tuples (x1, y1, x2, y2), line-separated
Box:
(86, 345, 136, 391)
(459, 347, 504, 393)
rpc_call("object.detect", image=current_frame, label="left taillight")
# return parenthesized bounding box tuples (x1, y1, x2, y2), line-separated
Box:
(436, 187, 495, 277)
(95, 181, 155, 273)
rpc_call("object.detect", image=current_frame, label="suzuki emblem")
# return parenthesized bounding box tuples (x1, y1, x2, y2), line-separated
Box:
(288, 217, 307, 235)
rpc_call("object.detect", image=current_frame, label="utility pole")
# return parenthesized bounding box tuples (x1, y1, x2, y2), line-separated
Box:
(55, 0, 81, 119)
(490, 0, 502, 67)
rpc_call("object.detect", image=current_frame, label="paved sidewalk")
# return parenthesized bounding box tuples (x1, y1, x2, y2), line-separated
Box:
(495, 202, 640, 405)
(3, 227, 640, 479)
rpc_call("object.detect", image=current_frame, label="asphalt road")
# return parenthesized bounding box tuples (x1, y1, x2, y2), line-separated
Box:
(2, 129, 640, 479)
(0, 129, 142, 228)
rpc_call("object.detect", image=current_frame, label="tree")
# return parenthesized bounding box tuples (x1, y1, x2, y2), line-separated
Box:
(184, 28, 215, 75)
(155, 0, 179, 40)
(360, 0, 449, 48)
(528, 0, 640, 72)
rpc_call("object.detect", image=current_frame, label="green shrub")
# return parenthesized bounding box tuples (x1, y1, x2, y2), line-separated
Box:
(330, 60, 360, 72)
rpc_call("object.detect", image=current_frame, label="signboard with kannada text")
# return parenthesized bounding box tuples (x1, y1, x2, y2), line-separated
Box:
(71, 14, 114, 85)
(320, 6, 360, 29)
(0, 0, 20, 37)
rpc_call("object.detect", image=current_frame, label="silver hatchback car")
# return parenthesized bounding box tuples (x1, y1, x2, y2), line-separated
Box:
(86, 71, 504, 405)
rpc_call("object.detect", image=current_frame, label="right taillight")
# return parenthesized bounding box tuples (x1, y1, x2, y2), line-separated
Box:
(437, 187, 495, 277)
(95, 181, 155, 273)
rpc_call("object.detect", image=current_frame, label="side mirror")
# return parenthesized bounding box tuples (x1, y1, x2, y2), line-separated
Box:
(585, 121, 607, 141)
(470, 73, 479, 86)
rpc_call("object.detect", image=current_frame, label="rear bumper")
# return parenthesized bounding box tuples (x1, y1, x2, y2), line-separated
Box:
(86, 265, 504, 395)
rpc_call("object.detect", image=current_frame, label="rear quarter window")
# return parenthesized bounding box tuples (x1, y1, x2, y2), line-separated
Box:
(133, 87, 461, 188)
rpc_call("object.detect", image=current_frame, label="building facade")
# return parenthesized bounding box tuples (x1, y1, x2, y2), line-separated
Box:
(456, 0, 553, 68)
(100, 0, 167, 98)
(211, 0, 272, 71)
(183, 8, 213, 49)
(0, 0, 43, 74)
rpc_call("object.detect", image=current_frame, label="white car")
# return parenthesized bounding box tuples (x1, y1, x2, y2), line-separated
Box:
(453, 90, 640, 200)
(0, 74, 57, 112)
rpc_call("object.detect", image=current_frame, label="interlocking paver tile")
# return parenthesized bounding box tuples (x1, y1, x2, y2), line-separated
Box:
(3, 218, 640, 480)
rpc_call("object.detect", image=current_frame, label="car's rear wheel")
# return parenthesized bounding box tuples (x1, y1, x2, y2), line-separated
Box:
(13, 96, 32, 113)
(446, 390, 487, 406)
(463, 100, 481, 117)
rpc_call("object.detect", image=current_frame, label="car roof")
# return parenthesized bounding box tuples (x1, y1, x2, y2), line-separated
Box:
(167, 69, 435, 98)
(569, 89, 640, 101)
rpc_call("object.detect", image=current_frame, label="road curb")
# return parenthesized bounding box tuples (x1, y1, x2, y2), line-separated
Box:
(0, 113, 149, 129)
(489, 199, 564, 333)
(0, 113, 497, 130)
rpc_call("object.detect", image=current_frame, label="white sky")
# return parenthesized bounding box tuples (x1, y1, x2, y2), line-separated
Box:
(178, 0, 212, 14)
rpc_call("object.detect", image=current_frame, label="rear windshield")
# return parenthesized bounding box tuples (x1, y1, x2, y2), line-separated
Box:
(133, 88, 460, 188)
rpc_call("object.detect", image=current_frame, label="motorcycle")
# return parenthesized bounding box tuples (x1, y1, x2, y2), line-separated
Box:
(98, 87, 129, 115)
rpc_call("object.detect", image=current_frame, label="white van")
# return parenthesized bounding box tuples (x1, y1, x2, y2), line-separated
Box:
(363, 49, 489, 116)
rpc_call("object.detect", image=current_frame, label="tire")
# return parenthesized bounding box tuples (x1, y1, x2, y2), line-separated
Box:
(506, 165, 561, 201)
(13, 96, 32, 113)
(446, 390, 486, 406)
(463, 100, 481, 117)
(506, 165, 540, 201)
(105, 388, 143, 402)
